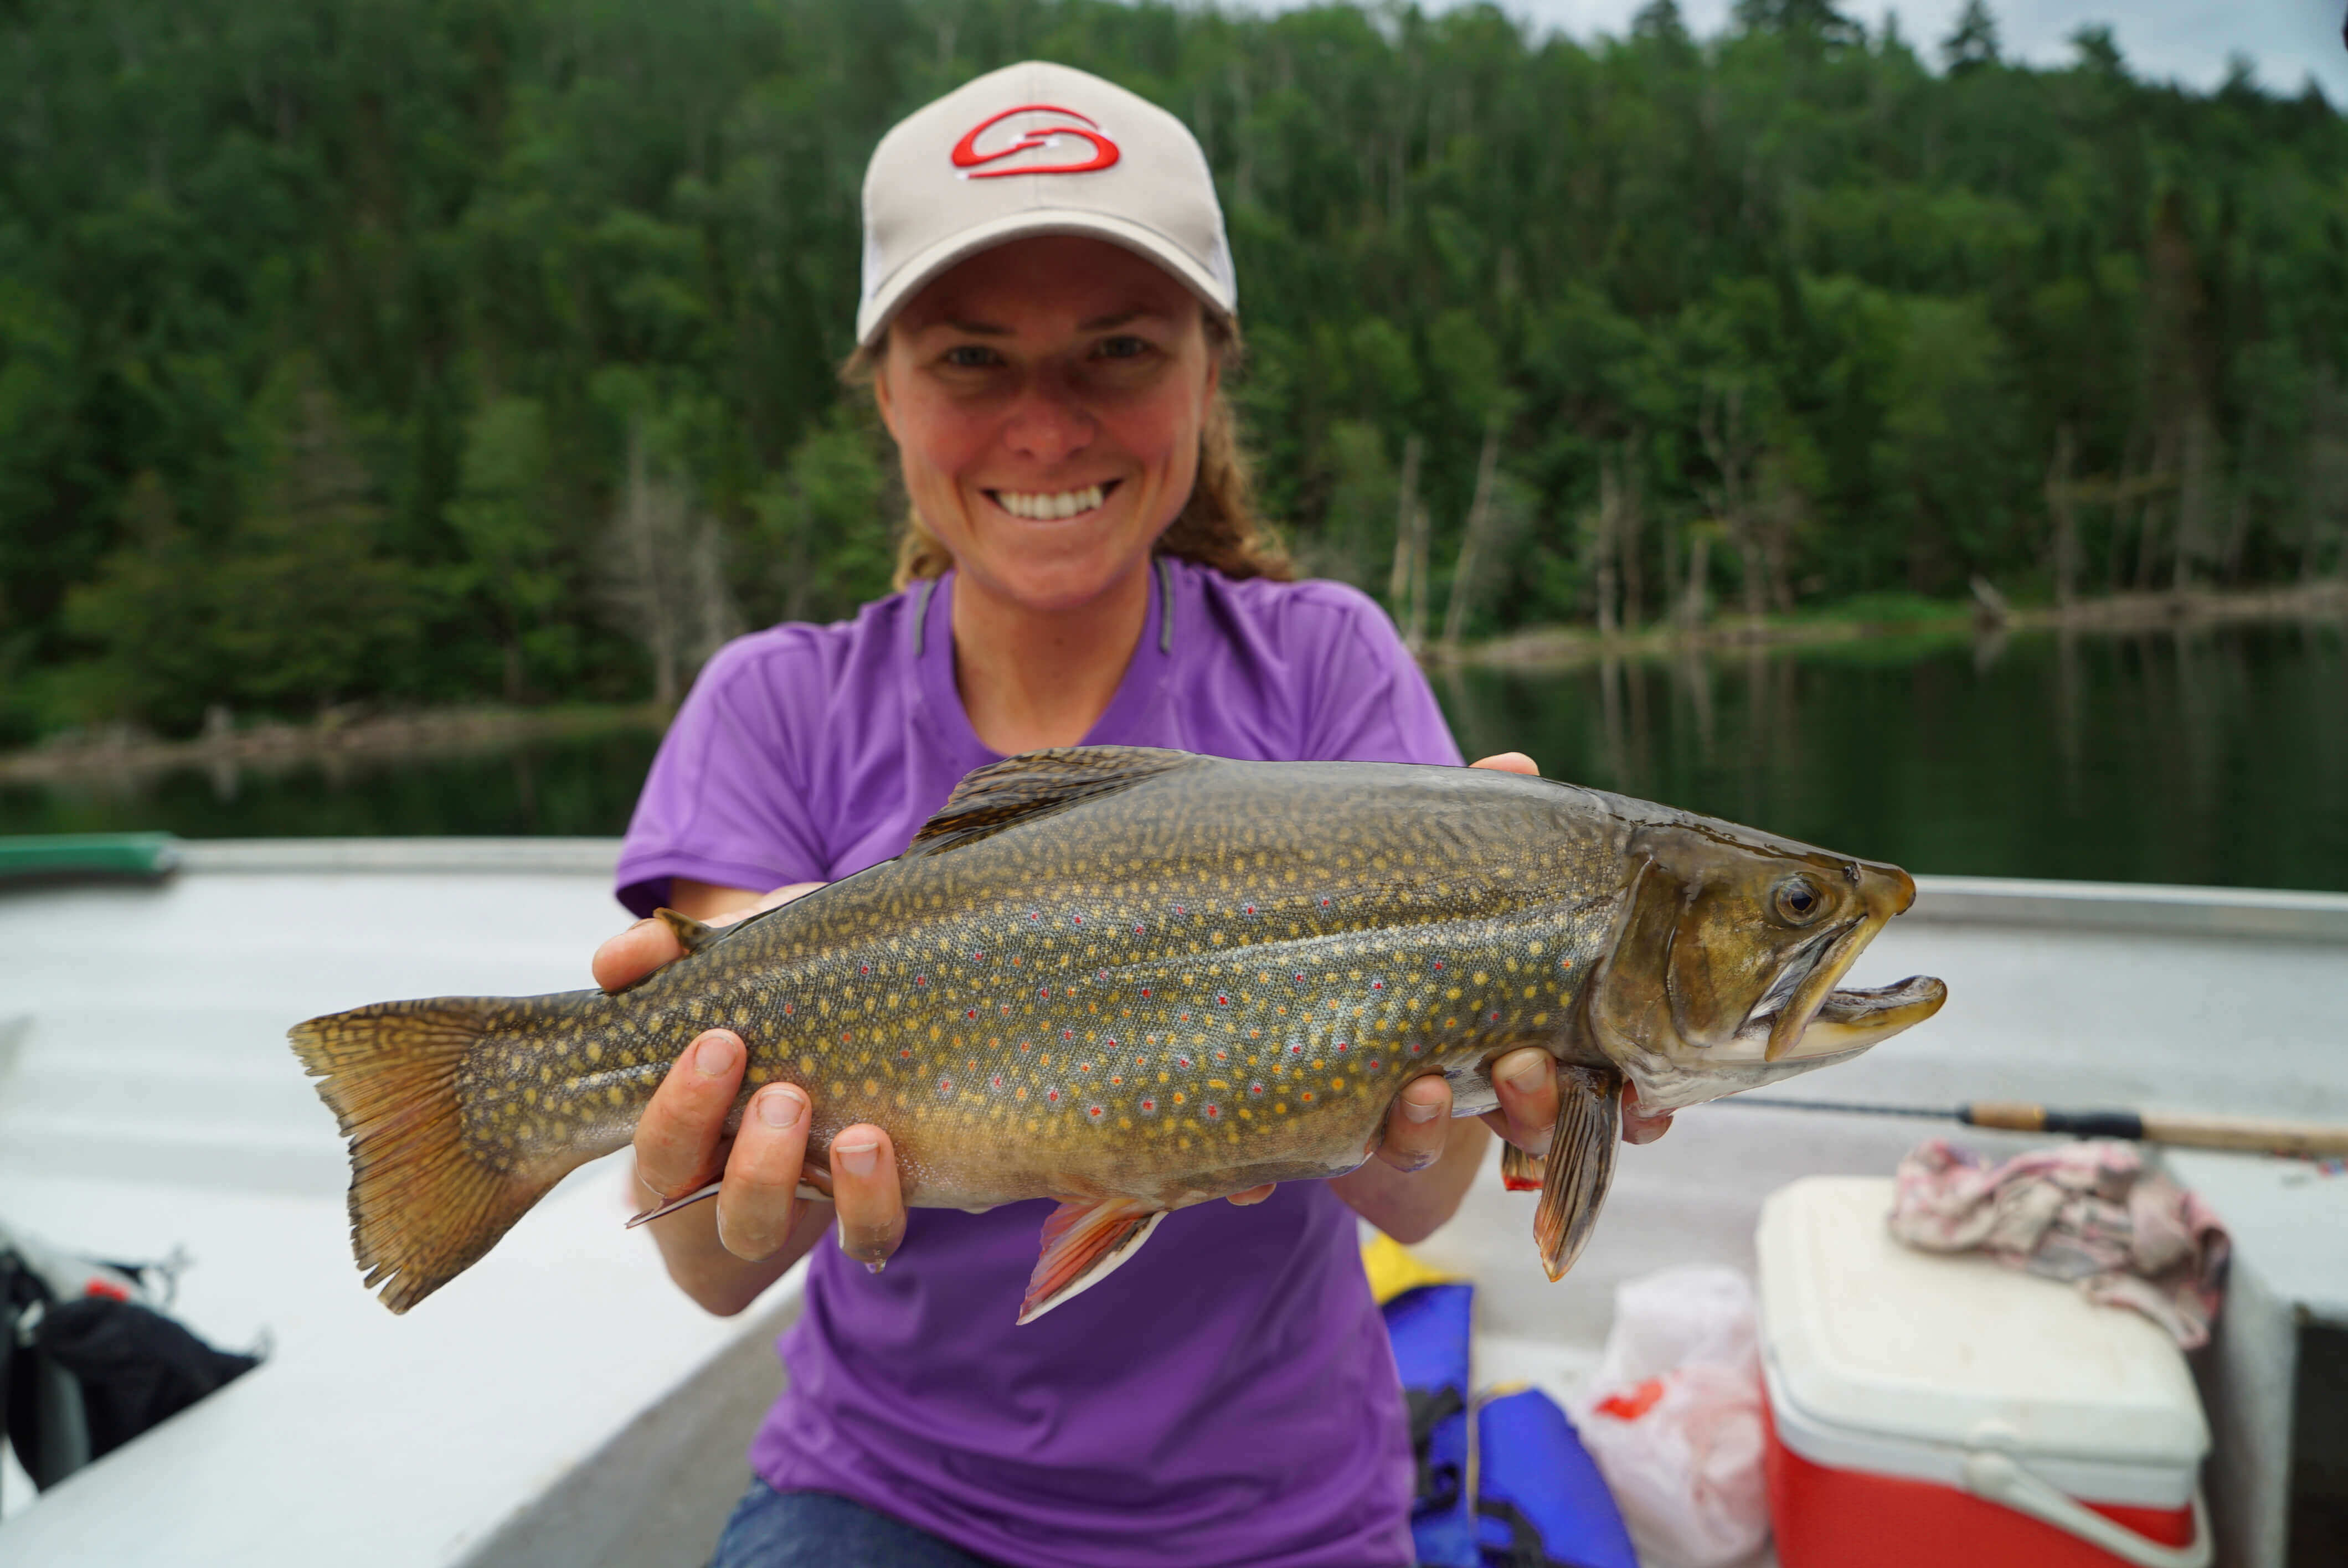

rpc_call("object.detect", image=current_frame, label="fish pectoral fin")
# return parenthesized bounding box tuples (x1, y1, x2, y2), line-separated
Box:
(1499, 1142, 1543, 1193)
(653, 907, 720, 955)
(1018, 1197, 1168, 1325)
(910, 747, 1202, 858)
(1532, 1066, 1621, 1282)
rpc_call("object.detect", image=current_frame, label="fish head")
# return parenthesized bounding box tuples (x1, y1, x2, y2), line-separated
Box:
(1581, 812, 1946, 1111)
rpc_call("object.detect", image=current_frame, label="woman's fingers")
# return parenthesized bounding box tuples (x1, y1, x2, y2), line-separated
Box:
(635, 1029, 745, 1201)
(594, 917, 687, 994)
(1375, 1074, 1454, 1172)
(1622, 1080, 1675, 1146)
(1481, 1046, 1559, 1154)
(827, 1123, 907, 1271)
(716, 1083, 812, 1261)
(1469, 751, 1539, 776)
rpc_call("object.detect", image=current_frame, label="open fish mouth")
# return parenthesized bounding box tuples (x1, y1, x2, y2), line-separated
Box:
(1736, 965, 1947, 1061)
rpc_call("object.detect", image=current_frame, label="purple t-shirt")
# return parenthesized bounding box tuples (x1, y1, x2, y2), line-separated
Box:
(616, 557, 1463, 1568)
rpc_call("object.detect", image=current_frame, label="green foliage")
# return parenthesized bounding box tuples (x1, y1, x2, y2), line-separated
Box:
(0, 0, 2342, 729)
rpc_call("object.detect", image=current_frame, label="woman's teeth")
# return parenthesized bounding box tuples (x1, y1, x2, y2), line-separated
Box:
(993, 484, 1106, 520)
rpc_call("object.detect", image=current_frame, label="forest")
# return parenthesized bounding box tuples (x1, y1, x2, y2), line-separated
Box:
(2, 0, 2344, 740)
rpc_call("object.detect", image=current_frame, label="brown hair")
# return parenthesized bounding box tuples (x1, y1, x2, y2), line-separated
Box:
(848, 313, 1293, 589)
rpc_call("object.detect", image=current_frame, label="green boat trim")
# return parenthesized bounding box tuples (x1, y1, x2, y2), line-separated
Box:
(0, 832, 182, 881)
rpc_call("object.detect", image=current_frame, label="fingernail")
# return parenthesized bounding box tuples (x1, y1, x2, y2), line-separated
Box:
(1498, 1053, 1551, 1092)
(835, 1138, 879, 1177)
(863, 1259, 886, 1275)
(693, 1035, 734, 1076)
(757, 1086, 806, 1129)
(1400, 1090, 1443, 1123)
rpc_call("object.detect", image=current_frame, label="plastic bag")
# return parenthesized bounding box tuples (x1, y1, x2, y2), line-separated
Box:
(1565, 1265, 1769, 1568)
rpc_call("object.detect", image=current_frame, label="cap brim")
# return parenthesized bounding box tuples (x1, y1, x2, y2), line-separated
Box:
(856, 208, 1235, 346)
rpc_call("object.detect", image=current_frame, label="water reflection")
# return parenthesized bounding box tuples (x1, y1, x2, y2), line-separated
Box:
(1445, 621, 2348, 891)
(4, 623, 2342, 891)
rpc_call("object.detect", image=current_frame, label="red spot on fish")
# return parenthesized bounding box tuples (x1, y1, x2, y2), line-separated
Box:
(841, 1032, 852, 1043)
(1047, 1089, 1060, 1102)
(1435, 961, 1444, 970)
(1301, 1090, 1315, 1102)
(1141, 1098, 1156, 1112)
(1217, 994, 1229, 1006)
(1319, 897, 1331, 906)
(900, 1048, 912, 1059)
(1293, 973, 1305, 983)
(938, 1077, 952, 1092)
(1111, 1075, 1125, 1085)
(1409, 1043, 1425, 1055)
(1204, 1103, 1219, 1118)
(1368, 1059, 1382, 1070)
(859, 963, 869, 974)
(1214, 1049, 1228, 1061)
(1019, 1041, 1031, 1053)
(1134, 922, 1145, 934)
(1335, 1041, 1350, 1053)
(1141, 988, 1151, 998)
(1371, 979, 1385, 991)
(1288, 1044, 1304, 1055)
(1176, 1055, 1192, 1067)
(966, 1009, 977, 1019)
(915, 976, 926, 986)
(1490, 1011, 1500, 1022)
(1077, 1062, 1091, 1073)
(973, 952, 986, 961)
(1175, 905, 1186, 915)
(1088, 1105, 1104, 1119)
(1063, 1029, 1073, 1040)
(991, 1074, 1004, 1090)
(1249, 1082, 1265, 1096)
(784, 1003, 794, 1014)
(1029, 912, 1041, 922)
(1039, 988, 1051, 999)
(1244, 905, 1256, 915)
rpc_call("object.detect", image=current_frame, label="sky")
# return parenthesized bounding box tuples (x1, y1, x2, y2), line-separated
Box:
(1429, 1, 2348, 102)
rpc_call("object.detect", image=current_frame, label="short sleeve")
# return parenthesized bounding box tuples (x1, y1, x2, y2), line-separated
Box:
(1291, 585, 1464, 768)
(613, 631, 834, 916)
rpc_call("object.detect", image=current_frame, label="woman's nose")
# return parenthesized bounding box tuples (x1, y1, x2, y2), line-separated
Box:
(1000, 373, 1096, 465)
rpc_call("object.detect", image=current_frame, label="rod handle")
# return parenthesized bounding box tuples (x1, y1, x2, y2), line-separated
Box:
(1960, 1102, 2348, 1157)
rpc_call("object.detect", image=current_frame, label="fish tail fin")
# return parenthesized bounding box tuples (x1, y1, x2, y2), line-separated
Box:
(289, 999, 558, 1314)
(1532, 1066, 1622, 1282)
(1017, 1198, 1167, 1325)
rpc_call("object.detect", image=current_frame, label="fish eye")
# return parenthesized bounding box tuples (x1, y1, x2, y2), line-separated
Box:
(1773, 876, 1825, 925)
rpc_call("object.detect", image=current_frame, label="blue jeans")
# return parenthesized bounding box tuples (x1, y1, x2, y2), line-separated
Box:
(709, 1480, 1007, 1568)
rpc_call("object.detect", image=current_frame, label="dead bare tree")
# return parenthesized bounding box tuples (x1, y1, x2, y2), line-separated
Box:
(1440, 418, 1503, 653)
(1697, 385, 1769, 622)
(1386, 432, 1424, 648)
(605, 422, 741, 706)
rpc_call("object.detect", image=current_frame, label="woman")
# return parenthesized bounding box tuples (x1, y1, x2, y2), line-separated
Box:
(596, 61, 1669, 1568)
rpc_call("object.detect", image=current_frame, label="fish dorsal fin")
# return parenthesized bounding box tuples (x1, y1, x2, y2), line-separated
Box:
(908, 746, 1202, 858)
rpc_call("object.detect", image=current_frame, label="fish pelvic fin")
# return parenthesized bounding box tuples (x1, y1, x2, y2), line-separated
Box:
(1499, 1141, 1543, 1192)
(1017, 1198, 1168, 1325)
(910, 746, 1202, 858)
(1532, 1066, 1621, 1282)
(653, 907, 720, 955)
(289, 999, 559, 1314)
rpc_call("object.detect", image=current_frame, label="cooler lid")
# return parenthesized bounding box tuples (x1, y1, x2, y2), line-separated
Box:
(1757, 1176, 2208, 1469)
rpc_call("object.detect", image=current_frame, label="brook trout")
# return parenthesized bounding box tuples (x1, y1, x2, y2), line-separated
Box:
(291, 747, 1945, 1322)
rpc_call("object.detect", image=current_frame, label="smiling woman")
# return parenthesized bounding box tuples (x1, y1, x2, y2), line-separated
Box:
(596, 58, 1665, 1568)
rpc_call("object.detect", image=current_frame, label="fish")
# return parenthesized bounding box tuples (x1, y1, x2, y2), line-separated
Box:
(289, 746, 1946, 1322)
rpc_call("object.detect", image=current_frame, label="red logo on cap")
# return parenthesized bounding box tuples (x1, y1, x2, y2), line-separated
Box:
(950, 104, 1120, 179)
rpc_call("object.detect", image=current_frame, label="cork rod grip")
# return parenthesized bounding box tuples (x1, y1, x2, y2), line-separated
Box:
(1960, 1101, 2348, 1157)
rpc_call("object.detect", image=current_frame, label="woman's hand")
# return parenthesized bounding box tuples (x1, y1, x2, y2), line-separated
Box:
(1327, 751, 1672, 1242)
(603, 879, 913, 1313)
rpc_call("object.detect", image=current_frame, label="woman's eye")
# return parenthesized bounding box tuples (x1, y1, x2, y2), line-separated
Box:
(1095, 335, 1151, 361)
(943, 345, 1001, 369)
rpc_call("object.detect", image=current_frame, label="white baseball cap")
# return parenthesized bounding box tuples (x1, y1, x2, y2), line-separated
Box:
(855, 60, 1238, 346)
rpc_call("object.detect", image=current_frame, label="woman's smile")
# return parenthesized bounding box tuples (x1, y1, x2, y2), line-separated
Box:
(987, 480, 1119, 522)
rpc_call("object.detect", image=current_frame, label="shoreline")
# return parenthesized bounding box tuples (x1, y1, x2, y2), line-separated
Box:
(6, 581, 2342, 786)
(1446, 580, 2348, 670)
(0, 703, 668, 788)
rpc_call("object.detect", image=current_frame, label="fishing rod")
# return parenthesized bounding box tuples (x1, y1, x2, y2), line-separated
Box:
(1716, 1096, 2348, 1159)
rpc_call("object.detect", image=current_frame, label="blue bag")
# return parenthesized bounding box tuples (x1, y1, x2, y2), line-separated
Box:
(1474, 1387, 1638, 1568)
(1381, 1282, 1476, 1568)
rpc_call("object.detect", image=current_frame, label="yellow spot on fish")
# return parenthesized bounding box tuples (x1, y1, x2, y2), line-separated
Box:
(864, 1078, 879, 1097)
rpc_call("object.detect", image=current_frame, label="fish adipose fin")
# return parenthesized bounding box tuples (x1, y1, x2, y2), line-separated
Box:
(289, 1000, 562, 1313)
(910, 747, 1201, 858)
(1532, 1066, 1621, 1281)
(1018, 1197, 1168, 1325)
(654, 907, 719, 955)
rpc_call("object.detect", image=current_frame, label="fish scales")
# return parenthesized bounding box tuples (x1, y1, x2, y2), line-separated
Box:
(291, 746, 1945, 1318)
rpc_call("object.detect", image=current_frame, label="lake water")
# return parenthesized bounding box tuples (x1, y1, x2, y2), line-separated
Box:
(8, 621, 2345, 892)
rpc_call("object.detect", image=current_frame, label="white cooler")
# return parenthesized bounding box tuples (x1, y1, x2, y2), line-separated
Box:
(1756, 1175, 2212, 1568)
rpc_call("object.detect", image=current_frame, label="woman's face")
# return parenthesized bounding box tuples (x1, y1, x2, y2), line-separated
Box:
(873, 235, 1218, 614)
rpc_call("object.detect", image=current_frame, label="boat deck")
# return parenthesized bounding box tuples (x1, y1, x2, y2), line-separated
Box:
(3, 841, 2344, 1565)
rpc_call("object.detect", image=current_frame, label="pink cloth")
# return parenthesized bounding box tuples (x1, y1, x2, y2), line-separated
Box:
(1888, 1138, 2229, 1348)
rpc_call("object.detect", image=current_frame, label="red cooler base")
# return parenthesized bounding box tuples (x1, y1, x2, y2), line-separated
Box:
(1765, 1405, 2195, 1568)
